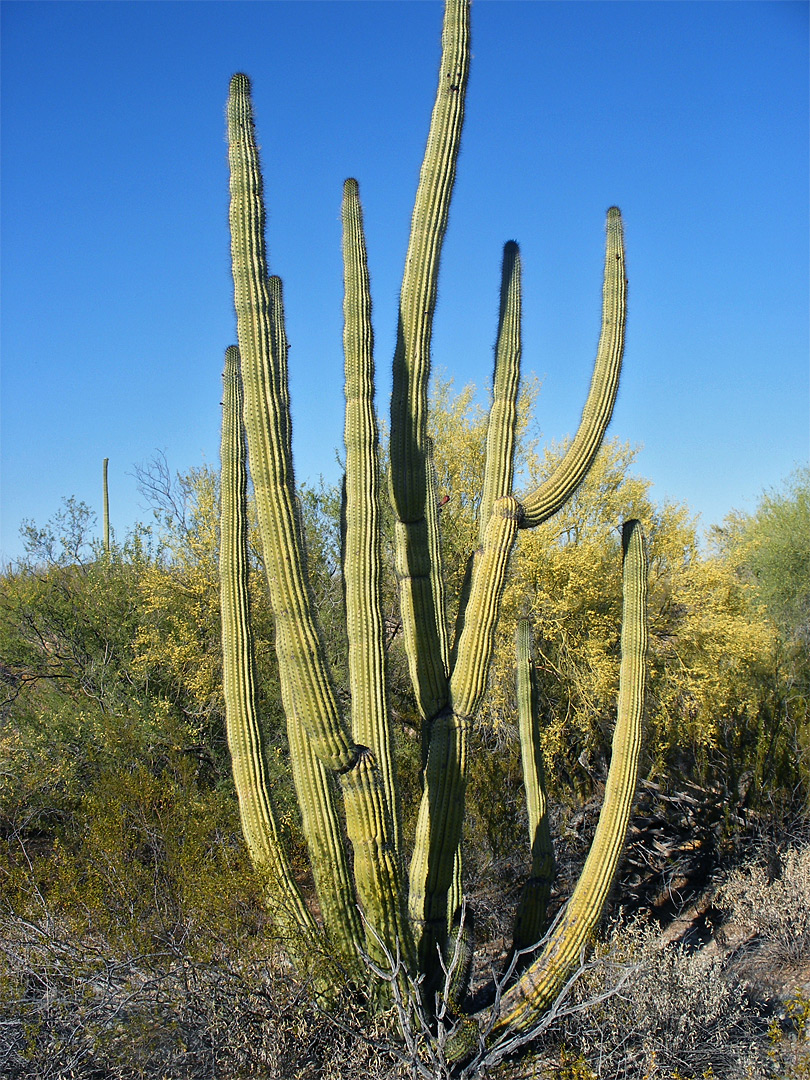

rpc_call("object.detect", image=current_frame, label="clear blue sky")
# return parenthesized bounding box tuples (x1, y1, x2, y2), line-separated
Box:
(2, 0, 808, 563)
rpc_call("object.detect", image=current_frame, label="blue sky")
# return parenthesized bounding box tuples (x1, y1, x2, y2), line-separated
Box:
(2, 0, 808, 563)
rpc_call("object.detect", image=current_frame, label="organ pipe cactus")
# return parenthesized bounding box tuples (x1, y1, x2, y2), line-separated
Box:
(220, 0, 647, 1063)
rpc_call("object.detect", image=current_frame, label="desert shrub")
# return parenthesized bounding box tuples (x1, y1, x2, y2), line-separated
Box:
(523, 920, 766, 1080)
(767, 990, 810, 1080)
(716, 844, 810, 969)
(0, 908, 405, 1080)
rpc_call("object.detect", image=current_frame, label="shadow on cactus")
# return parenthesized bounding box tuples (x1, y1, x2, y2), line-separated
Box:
(220, 0, 648, 1073)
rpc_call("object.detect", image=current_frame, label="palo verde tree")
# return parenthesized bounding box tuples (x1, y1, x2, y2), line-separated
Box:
(220, 0, 648, 1071)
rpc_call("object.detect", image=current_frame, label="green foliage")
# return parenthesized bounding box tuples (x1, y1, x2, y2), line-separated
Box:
(709, 468, 810, 816)
(719, 466, 810, 646)
(1, 505, 152, 721)
(1, 493, 275, 939)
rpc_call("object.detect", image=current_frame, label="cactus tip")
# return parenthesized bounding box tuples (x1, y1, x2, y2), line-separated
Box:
(230, 72, 251, 93)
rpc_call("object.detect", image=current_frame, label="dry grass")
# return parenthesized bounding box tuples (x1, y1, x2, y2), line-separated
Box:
(2, 841, 809, 1079)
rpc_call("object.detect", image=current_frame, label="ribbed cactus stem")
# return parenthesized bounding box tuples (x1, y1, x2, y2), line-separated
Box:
(227, 72, 356, 773)
(450, 497, 522, 718)
(341, 178, 399, 846)
(267, 274, 292, 462)
(479, 242, 522, 540)
(425, 437, 451, 673)
(282, 683, 365, 974)
(218, 346, 325, 970)
(510, 618, 555, 958)
(389, 0, 469, 724)
(219, 0, 647, 1056)
(445, 906, 475, 1016)
(341, 178, 413, 969)
(393, 516, 450, 721)
(520, 208, 627, 528)
(390, 0, 470, 518)
(408, 707, 470, 986)
(409, 497, 520, 991)
(490, 519, 647, 1038)
(407, 235, 523, 989)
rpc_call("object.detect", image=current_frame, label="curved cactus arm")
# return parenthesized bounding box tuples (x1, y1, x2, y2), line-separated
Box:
(450, 497, 522, 718)
(478, 242, 522, 541)
(228, 72, 356, 773)
(520, 208, 627, 529)
(219, 346, 325, 966)
(389, 0, 470, 721)
(341, 178, 414, 969)
(451, 242, 521, 669)
(487, 519, 647, 1039)
(509, 618, 555, 960)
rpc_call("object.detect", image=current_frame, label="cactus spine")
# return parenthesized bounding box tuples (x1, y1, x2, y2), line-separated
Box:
(220, 0, 647, 1062)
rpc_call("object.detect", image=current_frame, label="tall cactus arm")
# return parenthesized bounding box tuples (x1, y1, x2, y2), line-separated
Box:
(219, 346, 324, 963)
(520, 208, 627, 529)
(341, 178, 399, 844)
(479, 242, 522, 541)
(389, 0, 470, 721)
(283, 681, 365, 977)
(409, 241, 521, 991)
(510, 618, 555, 959)
(451, 241, 522, 665)
(341, 178, 414, 968)
(488, 519, 647, 1038)
(227, 72, 356, 773)
(390, 0, 470, 518)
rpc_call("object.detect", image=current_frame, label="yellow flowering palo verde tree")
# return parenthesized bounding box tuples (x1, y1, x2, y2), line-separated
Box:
(219, 0, 648, 1069)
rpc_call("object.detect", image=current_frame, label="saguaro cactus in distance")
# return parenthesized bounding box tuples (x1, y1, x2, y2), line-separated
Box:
(102, 458, 110, 554)
(221, 0, 647, 1066)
